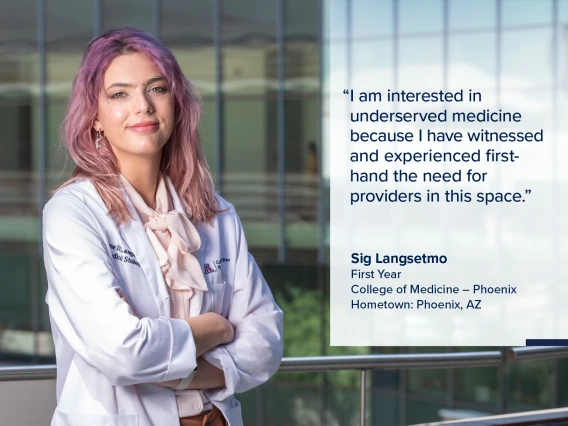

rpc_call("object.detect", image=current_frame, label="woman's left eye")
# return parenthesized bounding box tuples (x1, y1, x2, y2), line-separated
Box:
(150, 86, 167, 93)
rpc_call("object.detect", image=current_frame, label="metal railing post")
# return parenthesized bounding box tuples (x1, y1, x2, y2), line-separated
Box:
(256, 386, 264, 426)
(360, 369, 366, 426)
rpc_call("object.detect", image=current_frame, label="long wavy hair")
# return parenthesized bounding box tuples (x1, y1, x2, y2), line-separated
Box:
(56, 27, 219, 225)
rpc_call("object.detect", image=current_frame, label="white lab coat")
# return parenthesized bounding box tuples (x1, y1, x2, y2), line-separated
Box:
(43, 176, 284, 426)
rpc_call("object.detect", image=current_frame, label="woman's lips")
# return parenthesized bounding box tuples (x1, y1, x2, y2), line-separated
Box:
(128, 123, 159, 132)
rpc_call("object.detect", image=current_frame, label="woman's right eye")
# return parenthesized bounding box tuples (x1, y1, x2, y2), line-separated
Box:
(111, 92, 126, 99)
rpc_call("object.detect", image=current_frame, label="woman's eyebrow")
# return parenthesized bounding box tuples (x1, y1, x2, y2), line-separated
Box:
(106, 76, 166, 90)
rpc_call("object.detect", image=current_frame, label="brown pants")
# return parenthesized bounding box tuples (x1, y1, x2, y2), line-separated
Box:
(179, 407, 227, 426)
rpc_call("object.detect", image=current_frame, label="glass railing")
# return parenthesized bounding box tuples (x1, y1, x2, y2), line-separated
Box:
(2, 347, 567, 426)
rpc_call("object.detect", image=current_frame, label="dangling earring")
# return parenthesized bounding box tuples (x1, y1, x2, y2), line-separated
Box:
(95, 130, 103, 151)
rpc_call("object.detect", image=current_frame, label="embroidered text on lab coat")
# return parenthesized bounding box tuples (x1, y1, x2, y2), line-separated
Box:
(109, 243, 141, 267)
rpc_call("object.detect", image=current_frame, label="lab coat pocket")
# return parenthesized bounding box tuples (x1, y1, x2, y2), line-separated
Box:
(53, 409, 139, 426)
(206, 280, 227, 316)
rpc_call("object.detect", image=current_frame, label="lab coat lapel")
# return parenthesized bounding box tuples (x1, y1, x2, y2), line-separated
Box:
(164, 175, 204, 316)
(118, 185, 172, 317)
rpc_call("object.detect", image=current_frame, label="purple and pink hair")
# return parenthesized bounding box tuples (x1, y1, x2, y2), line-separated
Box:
(56, 27, 219, 225)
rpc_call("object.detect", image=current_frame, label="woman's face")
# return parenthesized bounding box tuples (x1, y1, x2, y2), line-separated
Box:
(93, 53, 175, 162)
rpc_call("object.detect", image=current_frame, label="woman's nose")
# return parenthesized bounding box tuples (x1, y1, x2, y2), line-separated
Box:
(135, 91, 154, 114)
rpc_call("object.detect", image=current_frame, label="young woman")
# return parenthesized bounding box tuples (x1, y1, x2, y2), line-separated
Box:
(42, 28, 283, 426)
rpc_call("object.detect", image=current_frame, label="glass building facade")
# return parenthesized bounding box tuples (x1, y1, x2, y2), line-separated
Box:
(0, 1, 567, 425)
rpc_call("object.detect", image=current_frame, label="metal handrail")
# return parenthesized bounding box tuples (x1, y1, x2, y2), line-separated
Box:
(1, 347, 567, 426)
(0, 351, 503, 381)
(412, 407, 568, 426)
(0, 364, 56, 381)
(508, 346, 568, 361)
(278, 351, 503, 372)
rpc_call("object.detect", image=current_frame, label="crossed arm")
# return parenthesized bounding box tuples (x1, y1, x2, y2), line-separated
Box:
(116, 288, 233, 390)
(44, 194, 282, 394)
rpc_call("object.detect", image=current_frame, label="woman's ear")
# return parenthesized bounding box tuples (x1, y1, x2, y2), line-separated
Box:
(93, 118, 102, 132)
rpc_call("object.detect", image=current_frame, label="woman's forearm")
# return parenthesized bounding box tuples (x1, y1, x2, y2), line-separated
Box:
(185, 312, 234, 357)
(186, 356, 226, 390)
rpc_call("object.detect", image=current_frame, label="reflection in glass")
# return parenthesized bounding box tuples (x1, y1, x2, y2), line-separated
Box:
(46, 0, 94, 192)
(559, 358, 568, 406)
(399, 0, 443, 35)
(398, 36, 443, 90)
(502, 29, 553, 89)
(502, 0, 552, 27)
(0, 0, 40, 363)
(507, 360, 552, 410)
(285, 0, 322, 253)
(407, 348, 447, 396)
(161, 1, 217, 175)
(352, 40, 393, 90)
(560, 0, 568, 24)
(352, 0, 393, 39)
(448, 33, 497, 92)
(220, 0, 279, 253)
(449, 0, 496, 31)
(102, 0, 153, 34)
(455, 348, 498, 411)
